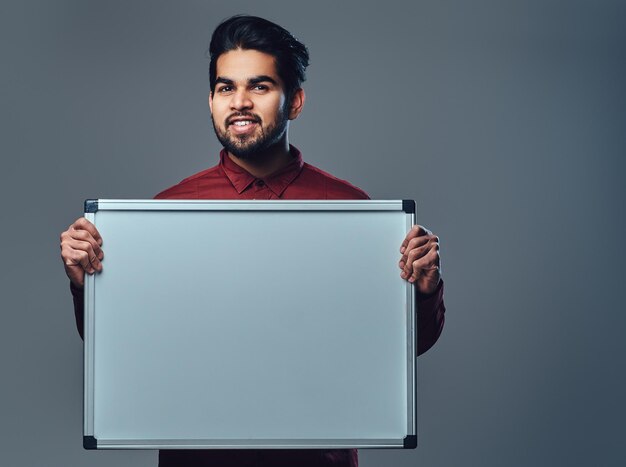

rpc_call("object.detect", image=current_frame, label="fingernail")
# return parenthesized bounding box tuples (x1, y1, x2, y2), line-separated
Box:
(400, 247, 405, 254)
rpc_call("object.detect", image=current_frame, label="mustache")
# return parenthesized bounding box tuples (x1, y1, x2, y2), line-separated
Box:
(226, 112, 261, 125)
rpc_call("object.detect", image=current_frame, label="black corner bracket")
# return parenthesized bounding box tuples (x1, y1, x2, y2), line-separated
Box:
(83, 435, 97, 450)
(403, 434, 417, 449)
(84, 199, 99, 213)
(402, 199, 416, 214)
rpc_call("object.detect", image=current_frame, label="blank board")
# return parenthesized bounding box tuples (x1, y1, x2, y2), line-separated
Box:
(83, 199, 417, 449)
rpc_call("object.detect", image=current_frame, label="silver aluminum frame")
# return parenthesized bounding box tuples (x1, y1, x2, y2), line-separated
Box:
(83, 199, 417, 449)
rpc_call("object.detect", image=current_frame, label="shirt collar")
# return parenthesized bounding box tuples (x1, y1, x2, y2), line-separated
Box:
(220, 145, 304, 197)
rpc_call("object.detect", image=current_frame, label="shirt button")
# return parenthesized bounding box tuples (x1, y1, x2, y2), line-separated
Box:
(255, 179, 265, 187)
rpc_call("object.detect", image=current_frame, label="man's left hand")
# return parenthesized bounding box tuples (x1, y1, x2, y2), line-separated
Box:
(399, 225, 441, 295)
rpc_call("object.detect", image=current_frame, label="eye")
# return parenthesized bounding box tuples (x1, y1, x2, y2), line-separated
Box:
(252, 84, 269, 92)
(216, 85, 233, 93)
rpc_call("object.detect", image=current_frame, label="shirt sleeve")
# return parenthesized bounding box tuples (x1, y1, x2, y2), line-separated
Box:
(70, 282, 85, 340)
(416, 279, 445, 356)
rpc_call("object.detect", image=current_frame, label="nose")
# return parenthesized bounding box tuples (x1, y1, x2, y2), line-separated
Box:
(230, 89, 253, 111)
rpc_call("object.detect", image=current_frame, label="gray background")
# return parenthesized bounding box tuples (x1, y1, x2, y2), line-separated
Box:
(1, 0, 624, 466)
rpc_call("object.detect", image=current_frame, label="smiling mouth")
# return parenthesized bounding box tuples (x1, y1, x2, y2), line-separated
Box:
(227, 119, 260, 136)
(227, 113, 261, 126)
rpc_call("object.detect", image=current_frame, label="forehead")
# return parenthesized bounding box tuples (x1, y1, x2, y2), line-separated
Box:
(216, 49, 281, 83)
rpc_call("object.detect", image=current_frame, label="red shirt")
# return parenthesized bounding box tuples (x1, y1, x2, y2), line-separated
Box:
(154, 145, 371, 201)
(71, 145, 445, 467)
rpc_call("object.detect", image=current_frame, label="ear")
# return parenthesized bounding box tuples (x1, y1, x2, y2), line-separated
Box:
(287, 88, 305, 120)
(208, 92, 213, 114)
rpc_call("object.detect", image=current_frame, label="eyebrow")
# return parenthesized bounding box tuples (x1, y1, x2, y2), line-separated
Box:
(215, 77, 234, 86)
(249, 75, 278, 86)
(215, 75, 278, 87)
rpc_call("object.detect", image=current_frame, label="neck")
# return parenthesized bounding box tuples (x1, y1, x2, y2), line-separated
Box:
(227, 138, 292, 178)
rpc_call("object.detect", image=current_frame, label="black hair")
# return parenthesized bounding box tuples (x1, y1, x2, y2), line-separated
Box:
(208, 15, 309, 102)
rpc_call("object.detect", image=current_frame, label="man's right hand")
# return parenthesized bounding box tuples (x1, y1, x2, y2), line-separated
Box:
(60, 217, 104, 288)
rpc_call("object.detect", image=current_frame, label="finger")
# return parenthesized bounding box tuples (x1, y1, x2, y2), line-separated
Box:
(399, 235, 438, 270)
(408, 247, 440, 282)
(401, 242, 435, 275)
(61, 229, 104, 263)
(68, 243, 99, 273)
(72, 217, 103, 246)
(401, 243, 439, 281)
(65, 228, 103, 258)
(403, 242, 439, 278)
(400, 225, 431, 253)
(62, 246, 94, 274)
(406, 234, 438, 253)
(63, 239, 102, 272)
(400, 234, 438, 265)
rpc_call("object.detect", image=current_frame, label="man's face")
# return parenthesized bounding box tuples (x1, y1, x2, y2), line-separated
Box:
(210, 48, 291, 159)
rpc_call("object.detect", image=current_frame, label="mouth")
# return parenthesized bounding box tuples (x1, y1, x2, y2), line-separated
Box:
(230, 120, 255, 127)
(227, 117, 260, 135)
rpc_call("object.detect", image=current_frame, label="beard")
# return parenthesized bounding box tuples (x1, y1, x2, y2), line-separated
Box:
(211, 106, 289, 160)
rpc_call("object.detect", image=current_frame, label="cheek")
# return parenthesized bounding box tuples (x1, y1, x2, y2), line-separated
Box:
(263, 97, 286, 121)
(211, 104, 227, 123)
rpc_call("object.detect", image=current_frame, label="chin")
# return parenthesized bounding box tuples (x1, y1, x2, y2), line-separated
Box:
(226, 142, 265, 159)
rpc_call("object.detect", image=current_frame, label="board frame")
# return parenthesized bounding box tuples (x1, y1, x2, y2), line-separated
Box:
(83, 199, 417, 450)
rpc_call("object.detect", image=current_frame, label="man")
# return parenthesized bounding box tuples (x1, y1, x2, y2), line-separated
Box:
(60, 15, 445, 467)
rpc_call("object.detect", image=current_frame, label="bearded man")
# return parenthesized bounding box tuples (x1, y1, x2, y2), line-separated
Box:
(60, 15, 445, 467)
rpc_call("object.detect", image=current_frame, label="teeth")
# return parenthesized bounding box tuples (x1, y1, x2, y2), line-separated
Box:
(233, 121, 252, 126)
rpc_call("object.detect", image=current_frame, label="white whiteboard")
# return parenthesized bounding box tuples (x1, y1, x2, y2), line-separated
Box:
(83, 199, 417, 449)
